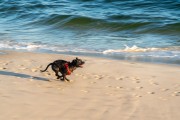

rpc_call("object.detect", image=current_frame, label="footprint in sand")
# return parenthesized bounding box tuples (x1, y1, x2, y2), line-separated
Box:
(116, 77, 124, 81)
(147, 92, 155, 94)
(45, 72, 51, 76)
(95, 76, 103, 80)
(3, 63, 8, 66)
(132, 81, 141, 84)
(105, 85, 112, 88)
(75, 73, 84, 77)
(172, 91, 180, 96)
(31, 68, 38, 72)
(161, 88, 169, 91)
(133, 94, 142, 98)
(115, 86, 123, 89)
(131, 77, 141, 82)
(75, 73, 88, 79)
(152, 82, 159, 85)
(37, 65, 43, 69)
(149, 80, 159, 85)
(3, 61, 13, 65)
(90, 81, 96, 84)
(105, 85, 123, 89)
(81, 90, 89, 93)
(133, 77, 140, 80)
(18, 64, 24, 67)
(94, 75, 104, 80)
(136, 86, 143, 89)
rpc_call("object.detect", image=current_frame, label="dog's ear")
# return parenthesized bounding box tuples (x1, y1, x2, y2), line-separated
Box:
(76, 57, 78, 60)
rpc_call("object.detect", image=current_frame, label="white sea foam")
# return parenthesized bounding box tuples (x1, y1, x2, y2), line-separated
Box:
(103, 45, 159, 54)
(0, 41, 100, 54)
(0, 41, 46, 51)
(0, 41, 180, 63)
(26, 44, 45, 51)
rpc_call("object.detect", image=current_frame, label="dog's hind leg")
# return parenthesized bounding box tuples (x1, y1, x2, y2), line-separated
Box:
(57, 75, 64, 79)
(60, 74, 65, 81)
(54, 71, 63, 79)
(51, 66, 61, 79)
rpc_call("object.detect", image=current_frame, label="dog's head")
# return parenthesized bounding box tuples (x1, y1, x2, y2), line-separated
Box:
(71, 57, 85, 68)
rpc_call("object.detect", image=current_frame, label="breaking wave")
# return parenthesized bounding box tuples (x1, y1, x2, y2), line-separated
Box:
(103, 45, 159, 53)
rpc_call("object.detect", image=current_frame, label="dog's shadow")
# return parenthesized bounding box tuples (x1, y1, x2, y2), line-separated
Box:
(0, 70, 49, 81)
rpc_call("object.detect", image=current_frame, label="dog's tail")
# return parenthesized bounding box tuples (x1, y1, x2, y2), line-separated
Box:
(40, 63, 53, 72)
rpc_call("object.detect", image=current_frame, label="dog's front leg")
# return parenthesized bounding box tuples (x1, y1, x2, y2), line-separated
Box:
(61, 74, 69, 81)
(65, 75, 70, 81)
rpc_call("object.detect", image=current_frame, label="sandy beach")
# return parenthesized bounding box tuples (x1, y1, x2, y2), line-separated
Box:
(0, 50, 179, 120)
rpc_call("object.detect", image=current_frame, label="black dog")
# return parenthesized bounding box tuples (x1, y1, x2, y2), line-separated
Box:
(41, 57, 85, 81)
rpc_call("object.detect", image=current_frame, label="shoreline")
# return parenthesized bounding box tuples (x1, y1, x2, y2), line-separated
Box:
(1, 49, 180, 66)
(0, 50, 180, 120)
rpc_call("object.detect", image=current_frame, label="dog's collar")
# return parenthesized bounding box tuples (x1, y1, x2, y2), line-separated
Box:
(64, 63, 71, 75)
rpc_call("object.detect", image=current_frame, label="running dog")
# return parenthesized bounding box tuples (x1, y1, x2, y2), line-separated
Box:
(41, 57, 85, 81)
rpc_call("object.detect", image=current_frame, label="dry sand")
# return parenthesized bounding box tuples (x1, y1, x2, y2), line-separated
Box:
(0, 50, 179, 120)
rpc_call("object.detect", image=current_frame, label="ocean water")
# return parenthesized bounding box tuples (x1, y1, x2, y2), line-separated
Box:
(0, 0, 180, 64)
